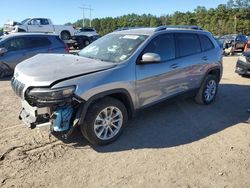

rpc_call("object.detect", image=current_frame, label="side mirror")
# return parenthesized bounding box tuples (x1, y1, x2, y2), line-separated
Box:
(140, 53, 161, 64)
(0, 48, 7, 56)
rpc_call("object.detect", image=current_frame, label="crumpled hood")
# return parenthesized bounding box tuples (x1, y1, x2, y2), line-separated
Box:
(4, 20, 21, 26)
(14, 54, 116, 86)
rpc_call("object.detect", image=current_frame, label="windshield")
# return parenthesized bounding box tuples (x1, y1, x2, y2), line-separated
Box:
(21, 18, 30, 24)
(79, 34, 148, 63)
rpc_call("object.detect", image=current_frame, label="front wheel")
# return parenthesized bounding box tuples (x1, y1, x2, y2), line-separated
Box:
(81, 97, 128, 145)
(60, 31, 71, 40)
(0, 63, 12, 79)
(195, 75, 219, 105)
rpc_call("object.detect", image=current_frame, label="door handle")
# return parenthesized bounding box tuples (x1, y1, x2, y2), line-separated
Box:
(202, 56, 208, 61)
(170, 64, 179, 69)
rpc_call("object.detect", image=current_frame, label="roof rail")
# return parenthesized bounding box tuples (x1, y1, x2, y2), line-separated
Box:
(114, 27, 144, 32)
(155, 25, 203, 32)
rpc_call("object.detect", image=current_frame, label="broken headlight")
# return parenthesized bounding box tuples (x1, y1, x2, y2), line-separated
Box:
(28, 86, 76, 101)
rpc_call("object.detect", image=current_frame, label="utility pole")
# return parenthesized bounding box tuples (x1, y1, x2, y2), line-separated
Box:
(89, 5, 93, 27)
(79, 5, 93, 28)
(79, 6, 86, 27)
(234, 15, 237, 34)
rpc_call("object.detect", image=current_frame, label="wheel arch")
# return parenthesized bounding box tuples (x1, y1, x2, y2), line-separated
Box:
(205, 66, 222, 82)
(78, 89, 135, 127)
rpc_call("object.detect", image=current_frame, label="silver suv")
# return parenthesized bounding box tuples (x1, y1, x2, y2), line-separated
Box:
(11, 26, 223, 145)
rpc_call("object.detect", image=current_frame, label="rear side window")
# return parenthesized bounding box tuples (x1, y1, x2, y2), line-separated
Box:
(24, 37, 51, 49)
(176, 33, 201, 57)
(199, 35, 214, 51)
(143, 34, 175, 61)
(40, 19, 49, 25)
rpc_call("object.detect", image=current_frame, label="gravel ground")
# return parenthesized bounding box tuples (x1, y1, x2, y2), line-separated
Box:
(0, 56, 250, 188)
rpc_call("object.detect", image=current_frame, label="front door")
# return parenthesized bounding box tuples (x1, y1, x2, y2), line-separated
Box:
(135, 34, 186, 107)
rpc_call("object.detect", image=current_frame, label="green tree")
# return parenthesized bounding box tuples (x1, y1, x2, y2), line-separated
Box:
(67, 0, 250, 36)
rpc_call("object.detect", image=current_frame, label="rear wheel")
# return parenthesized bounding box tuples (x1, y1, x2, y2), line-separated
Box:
(195, 75, 219, 105)
(81, 97, 128, 145)
(60, 31, 71, 40)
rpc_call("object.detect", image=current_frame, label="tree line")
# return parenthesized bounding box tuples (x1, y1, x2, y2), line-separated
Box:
(66, 0, 250, 36)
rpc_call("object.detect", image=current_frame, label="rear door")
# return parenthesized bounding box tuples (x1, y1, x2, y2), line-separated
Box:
(23, 36, 52, 59)
(175, 33, 204, 90)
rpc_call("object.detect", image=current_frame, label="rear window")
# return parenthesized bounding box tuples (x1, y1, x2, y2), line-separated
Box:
(176, 33, 201, 57)
(199, 35, 214, 51)
(25, 37, 51, 49)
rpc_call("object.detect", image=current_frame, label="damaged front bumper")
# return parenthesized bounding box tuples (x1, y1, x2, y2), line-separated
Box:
(19, 98, 82, 138)
(19, 100, 52, 130)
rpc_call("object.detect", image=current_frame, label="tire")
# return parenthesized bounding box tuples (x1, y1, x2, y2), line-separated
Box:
(60, 31, 71, 40)
(81, 97, 128, 145)
(78, 39, 90, 49)
(0, 63, 12, 78)
(84, 39, 90, 46)
(195, 75, 219, 105)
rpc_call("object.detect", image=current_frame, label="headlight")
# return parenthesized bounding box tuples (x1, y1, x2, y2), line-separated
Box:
(28, 86, 75, 101)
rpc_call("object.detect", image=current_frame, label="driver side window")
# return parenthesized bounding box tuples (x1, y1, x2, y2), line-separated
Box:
(143, 34, 175, 62)
(3, 38, 25, 52)
(29, 19, 41, 25)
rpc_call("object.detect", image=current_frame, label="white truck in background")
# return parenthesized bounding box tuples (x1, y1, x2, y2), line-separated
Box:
(3, 18, 75, 40)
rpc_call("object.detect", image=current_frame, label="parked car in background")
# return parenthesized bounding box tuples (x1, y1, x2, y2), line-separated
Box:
(0, 33, 68, 78)
(11, 26, 223, 145)
(244, 37, 250, 52)
(220, 34, 248, 55)
(0, 31, 3, 36)
(3, 18, 75, 40)
(236, 51, 250, 76)
(71, 27, 100, 49)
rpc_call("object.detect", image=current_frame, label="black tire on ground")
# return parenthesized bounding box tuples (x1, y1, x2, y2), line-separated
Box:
(0, 63, 12, 78)
(84, 39, 90, 46)
(60, 31, 71, 40)
(195, 74, 219, 105)
(81, 97, 128, 145)
(78, 38, 90, 49)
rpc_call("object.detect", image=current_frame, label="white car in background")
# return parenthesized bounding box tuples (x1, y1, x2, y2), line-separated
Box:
(3, 18, 75, 40)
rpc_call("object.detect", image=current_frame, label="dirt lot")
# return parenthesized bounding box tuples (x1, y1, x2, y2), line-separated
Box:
(0, 56, 250, 188)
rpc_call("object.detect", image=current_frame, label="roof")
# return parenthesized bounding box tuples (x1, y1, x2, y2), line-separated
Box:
(113, 27, 156, 35)
(0, 32, 58, 40)
(113, 26, 209, 36)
